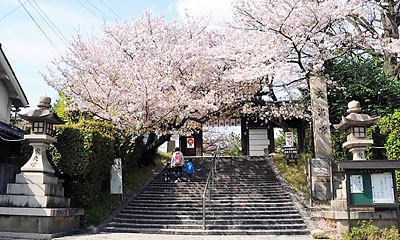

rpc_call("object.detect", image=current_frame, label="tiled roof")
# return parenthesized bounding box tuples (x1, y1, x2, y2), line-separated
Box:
(0, 121, 24, 139)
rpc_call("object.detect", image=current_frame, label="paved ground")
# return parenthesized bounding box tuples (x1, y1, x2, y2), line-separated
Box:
(56, 233, 314, 240)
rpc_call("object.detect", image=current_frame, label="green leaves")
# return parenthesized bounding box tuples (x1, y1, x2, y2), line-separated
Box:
(49, 122, 116, 207)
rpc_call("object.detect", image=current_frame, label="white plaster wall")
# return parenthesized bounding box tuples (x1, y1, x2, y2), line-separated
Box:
(249, 129, 269, 156)
(0, 81, 10, 124)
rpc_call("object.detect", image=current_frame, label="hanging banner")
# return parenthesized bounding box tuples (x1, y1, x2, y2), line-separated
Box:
(285, 132, 294, 147)
(235, 118, 241, 126)
(204, 118, 243, 128)
(230, 119, 236, 126)
(187, 138, 195, 148)
(219, 119, 225, 127)
(225, 119, 230, 126)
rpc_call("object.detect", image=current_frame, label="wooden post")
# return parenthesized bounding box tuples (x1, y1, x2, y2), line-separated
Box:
(241, 117, 249, 156)
(329, 159, 334, 200)
(308, 158, 313, 207)
(391, 170, 400, 232)
(346, 172, 351, 232)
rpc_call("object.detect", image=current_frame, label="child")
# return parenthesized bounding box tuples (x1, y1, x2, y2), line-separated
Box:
(163, 162, 170, 182)
(184, 159, 194, 182)
(171, 147, 184, 182)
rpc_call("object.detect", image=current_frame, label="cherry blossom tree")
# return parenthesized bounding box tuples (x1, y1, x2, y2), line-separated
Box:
(224, 0, 372, 130)
(44, 12, 257, 160)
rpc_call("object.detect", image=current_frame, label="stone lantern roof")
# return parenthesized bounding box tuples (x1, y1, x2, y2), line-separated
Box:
(19, 96, 65, 124)
(333, 100, 379, 130)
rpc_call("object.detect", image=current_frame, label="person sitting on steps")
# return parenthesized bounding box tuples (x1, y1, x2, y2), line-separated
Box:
(170, 147, 184, 182)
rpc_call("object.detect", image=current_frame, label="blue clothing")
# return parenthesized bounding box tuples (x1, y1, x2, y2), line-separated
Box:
(184, 162, 194, 174)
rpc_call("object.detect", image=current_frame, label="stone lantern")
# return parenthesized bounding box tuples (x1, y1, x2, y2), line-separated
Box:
(0, 96, 83, 239)
(18, 96, 65, 174)
(334, 100, 379, 160)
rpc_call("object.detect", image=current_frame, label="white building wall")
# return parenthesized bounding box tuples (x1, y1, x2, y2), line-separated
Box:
(0, 81, 10, 124)
(158, 141, 168, 153)
(249, 129, 269, 156)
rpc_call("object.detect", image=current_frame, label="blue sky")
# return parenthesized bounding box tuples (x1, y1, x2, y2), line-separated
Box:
(1, 0, 233, 111)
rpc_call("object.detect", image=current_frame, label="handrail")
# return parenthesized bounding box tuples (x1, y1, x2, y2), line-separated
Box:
(202, 143, 220, 230)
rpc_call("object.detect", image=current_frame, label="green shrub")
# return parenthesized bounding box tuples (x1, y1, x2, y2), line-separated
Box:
(342, 220, 400, 240)
(312, 232, 329, 239)
(378, 109, 400, 161)
(49, 122, 116, 208)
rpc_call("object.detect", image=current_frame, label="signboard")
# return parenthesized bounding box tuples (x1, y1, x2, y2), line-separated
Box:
(349, 171, 396, 205)
(285, 132, 294, 147)
(187, 138, 195, 148)
(371, 173, 395, 204)
(110, 158, 123, 194)
(350, 175, 364, 193)
(311, 158, 329, 177)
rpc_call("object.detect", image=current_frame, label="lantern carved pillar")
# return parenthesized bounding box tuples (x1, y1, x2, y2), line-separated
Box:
(0, 96, 83, 239)
(334, 100, 379, 160)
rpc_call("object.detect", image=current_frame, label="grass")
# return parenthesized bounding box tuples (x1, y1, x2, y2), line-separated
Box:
(271, 153, 309, 194)
(81, 152, 170, 227)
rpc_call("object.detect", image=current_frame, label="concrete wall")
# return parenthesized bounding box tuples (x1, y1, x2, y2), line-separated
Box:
(0, 80, 11, 124)
(249, 129, 268, 156)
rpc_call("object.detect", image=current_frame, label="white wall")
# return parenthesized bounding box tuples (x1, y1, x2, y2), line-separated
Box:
(0, 80, 10, 124)
(249, 129, 269, 156)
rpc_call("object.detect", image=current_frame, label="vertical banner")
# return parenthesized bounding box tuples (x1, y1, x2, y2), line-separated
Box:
(110, 158, 123, 194)
(235, 118, 241, 126)
(285, 132, 294, 147)
(230, 119, 236, 126)
(219, 119, 225, 127)
(214, 120, 218, 127)
(187, 138, 195, 148)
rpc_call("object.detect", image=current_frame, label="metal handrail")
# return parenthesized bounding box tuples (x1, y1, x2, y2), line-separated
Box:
(202, 143, 220, 230)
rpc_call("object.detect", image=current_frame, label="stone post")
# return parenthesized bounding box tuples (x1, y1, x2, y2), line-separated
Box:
(309, 75, 333, 201)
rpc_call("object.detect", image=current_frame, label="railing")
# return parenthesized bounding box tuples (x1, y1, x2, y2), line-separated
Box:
(202, 143, 220, 230)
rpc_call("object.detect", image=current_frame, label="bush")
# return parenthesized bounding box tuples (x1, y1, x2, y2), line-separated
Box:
(378, 109, 400, 161)
(342, 220, 399, 240)
(49, 122, 116, 207)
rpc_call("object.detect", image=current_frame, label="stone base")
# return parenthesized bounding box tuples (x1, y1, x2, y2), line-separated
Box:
(312, 177, 332, 201)
(0, 231, 66, 240)
(0, 207, 83, 236)
(321, 210, 398, 233)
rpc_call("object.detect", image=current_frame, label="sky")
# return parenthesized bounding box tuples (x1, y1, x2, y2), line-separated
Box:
(1, 0, 234, 112)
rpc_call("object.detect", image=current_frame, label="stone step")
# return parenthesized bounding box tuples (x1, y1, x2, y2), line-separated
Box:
(132, 197, 291, 202)
(116, 213, 303, 220)
(122, 206, 296, 213)
(102, 227, 310, 235)
(120, 209, 300, 216)
(103, 156, 309, 235)
(128, 201, 295, 208)
(111, 217, 305, 225)
(107, 222, 203, 230)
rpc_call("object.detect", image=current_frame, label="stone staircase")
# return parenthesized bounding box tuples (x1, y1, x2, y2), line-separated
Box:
(102, 156, 309, 235)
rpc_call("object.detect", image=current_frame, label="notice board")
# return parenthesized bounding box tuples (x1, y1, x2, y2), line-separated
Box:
(349, 170, 395, 205)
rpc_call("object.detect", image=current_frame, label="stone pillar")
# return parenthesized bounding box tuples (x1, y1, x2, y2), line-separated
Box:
(310, 75, 332, 201)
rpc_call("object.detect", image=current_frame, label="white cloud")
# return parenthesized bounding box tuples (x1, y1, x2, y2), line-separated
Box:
(176, 0, 234, 25)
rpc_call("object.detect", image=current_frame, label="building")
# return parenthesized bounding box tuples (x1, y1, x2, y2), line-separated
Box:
(0, 43, 29, 194)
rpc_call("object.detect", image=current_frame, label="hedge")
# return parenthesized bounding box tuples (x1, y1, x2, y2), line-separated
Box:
(47, 122, 116, 208)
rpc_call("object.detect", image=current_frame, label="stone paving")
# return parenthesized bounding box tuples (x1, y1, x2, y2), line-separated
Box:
(56, 233, 314, 240)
